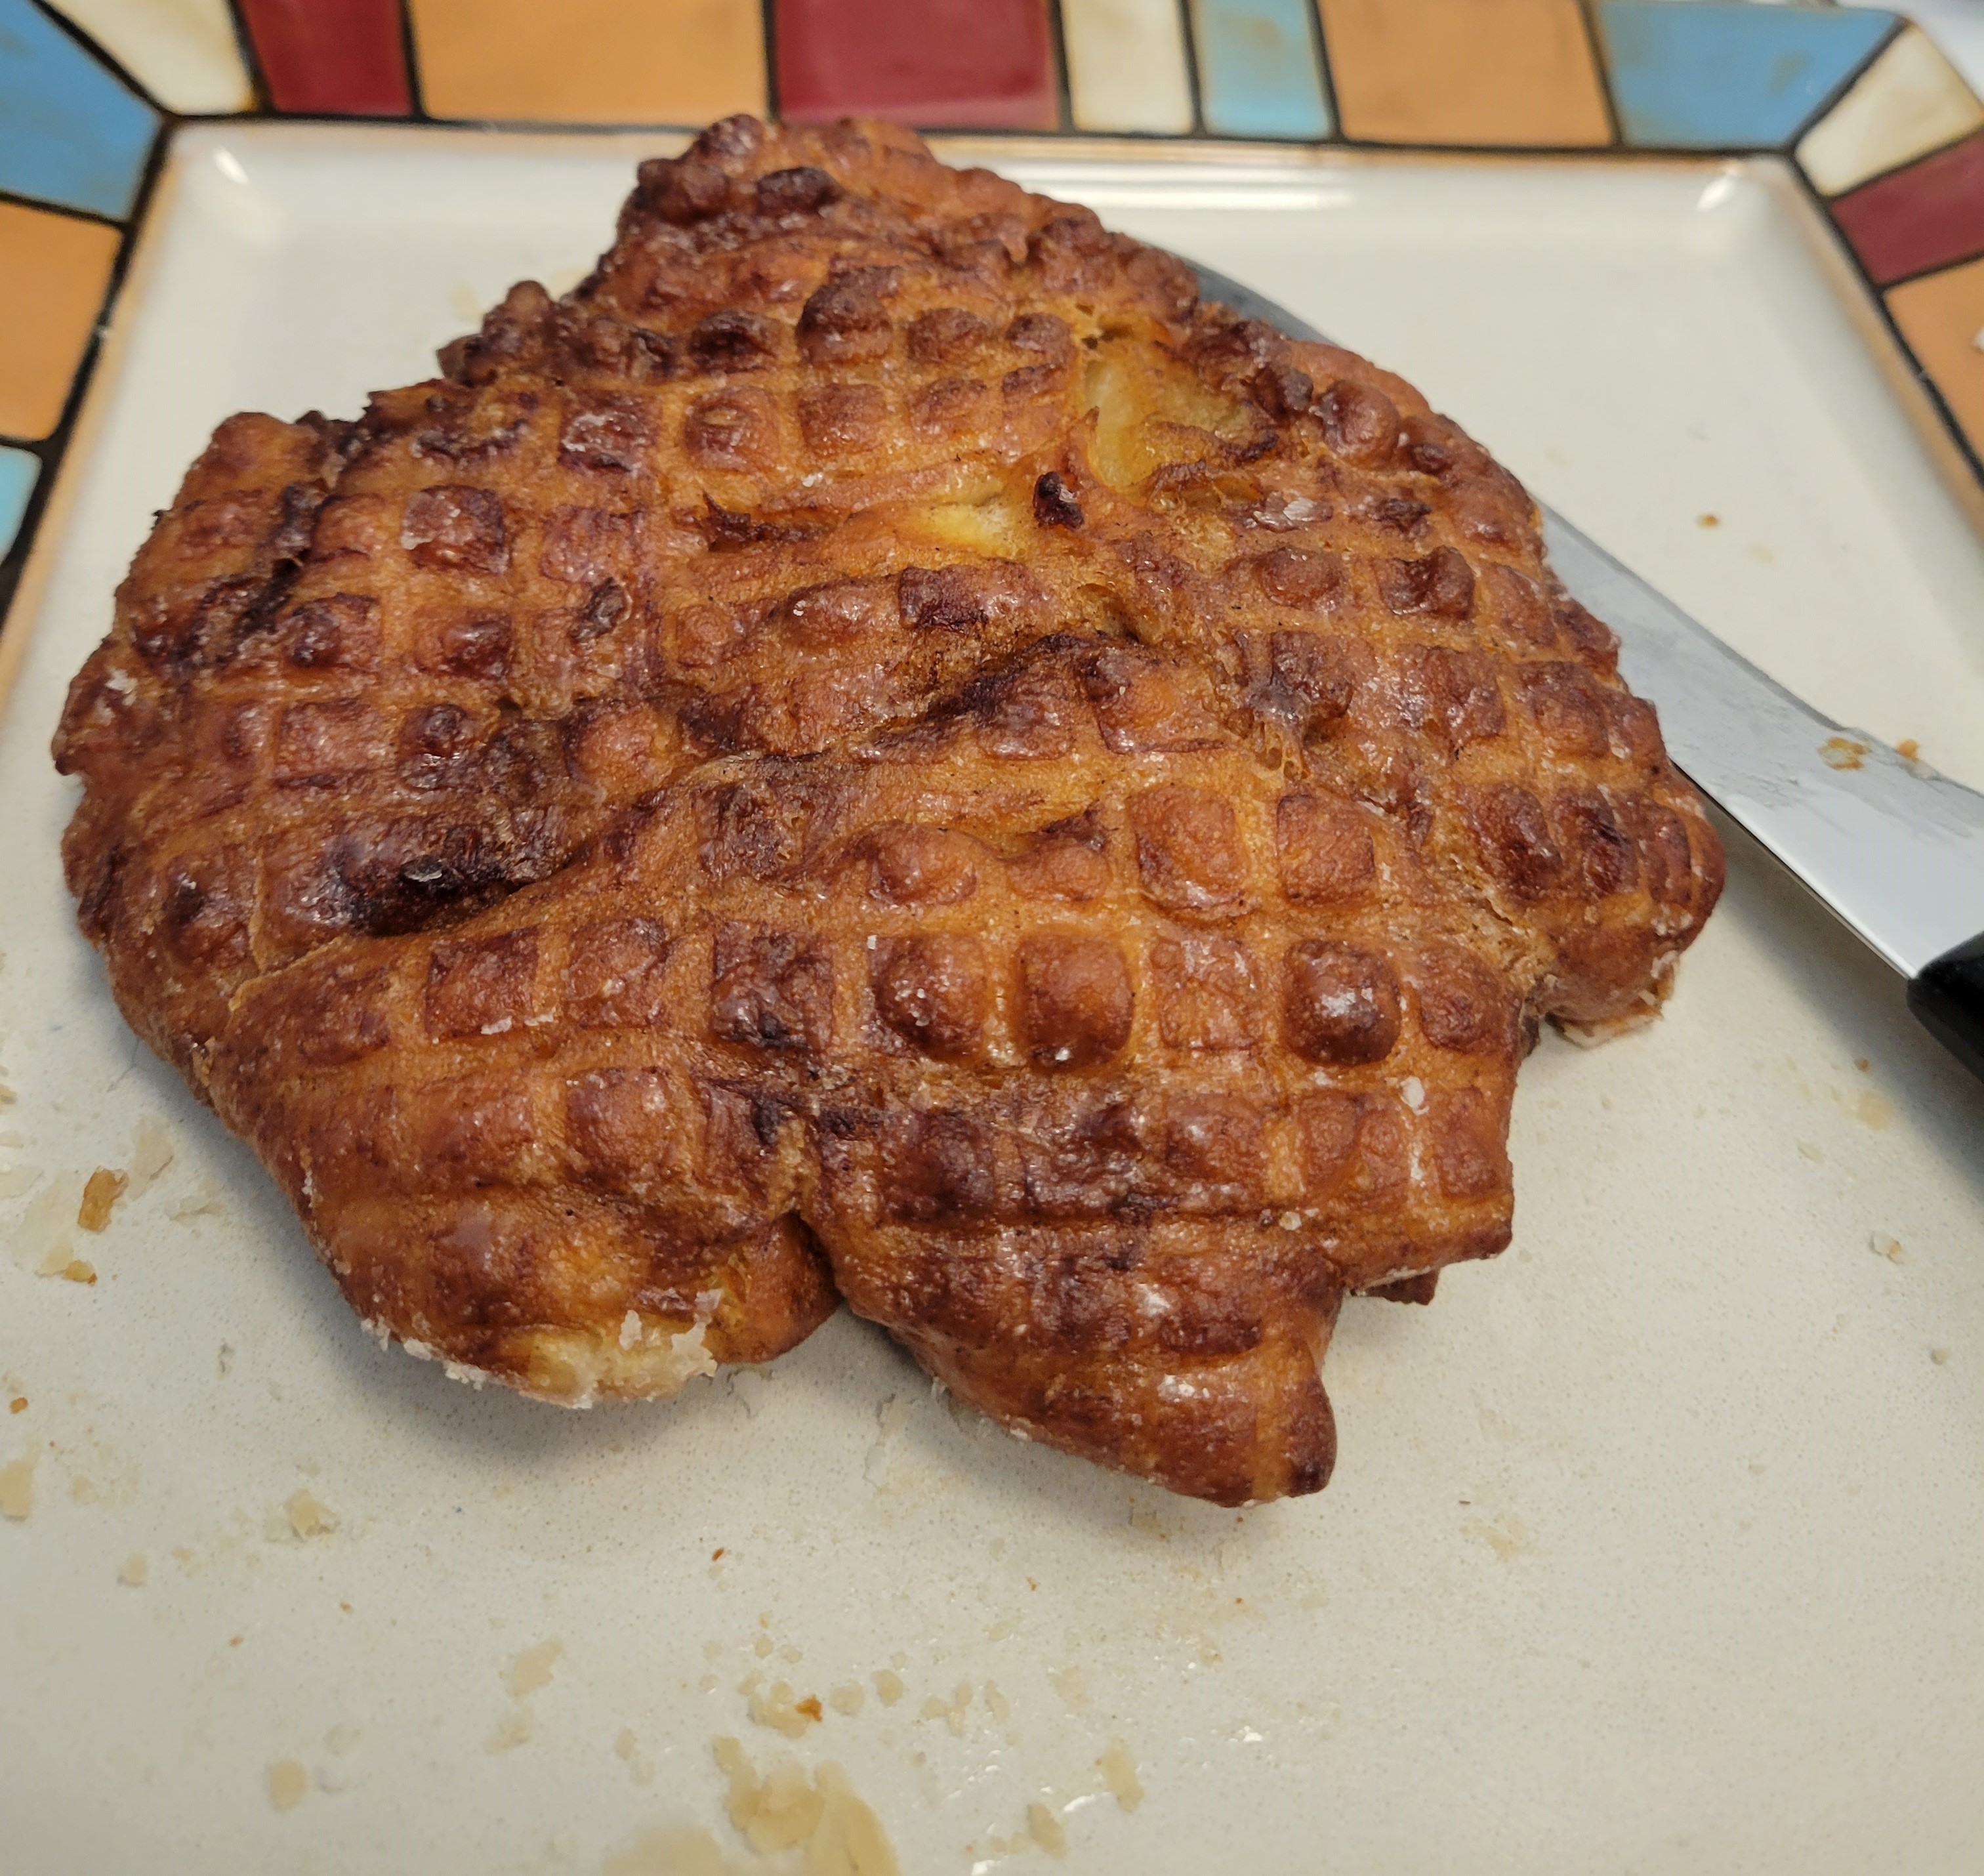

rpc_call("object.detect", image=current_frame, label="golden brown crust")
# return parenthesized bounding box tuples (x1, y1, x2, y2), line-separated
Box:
(52, 115, 1721, 1503)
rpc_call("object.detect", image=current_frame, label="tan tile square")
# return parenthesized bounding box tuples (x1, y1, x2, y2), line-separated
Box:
(0, 203, 121, 442)
(1320, 0, 1612, 148)
(1888, 258, 1984, 462)
(411, 0, 766, 125)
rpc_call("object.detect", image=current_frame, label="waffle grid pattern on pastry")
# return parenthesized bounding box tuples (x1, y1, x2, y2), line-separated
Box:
(52, 114, 1722, 1503)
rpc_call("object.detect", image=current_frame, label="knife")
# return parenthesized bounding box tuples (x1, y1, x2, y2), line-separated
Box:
(1189, 262, 1984, 1083)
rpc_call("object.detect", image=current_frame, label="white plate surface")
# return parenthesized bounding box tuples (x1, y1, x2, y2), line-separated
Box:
(2, 125, 1982, 1875)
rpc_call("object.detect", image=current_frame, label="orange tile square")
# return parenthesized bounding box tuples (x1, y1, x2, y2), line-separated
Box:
(1320, 0, 1612, 148)
(410, 0, 766, 125)
(0, 202, 121, 442)
(1888, 258, 1984, 464)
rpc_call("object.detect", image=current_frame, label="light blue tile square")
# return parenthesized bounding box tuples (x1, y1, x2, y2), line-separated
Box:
(1598, 1, 1897, 149)
(0, 0, 158, 219)
(1191, 0, 1335, 140)
(0, 446, 41, 562)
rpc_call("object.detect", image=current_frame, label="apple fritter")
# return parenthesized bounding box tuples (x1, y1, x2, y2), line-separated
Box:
(53, 115, 1721, 1503)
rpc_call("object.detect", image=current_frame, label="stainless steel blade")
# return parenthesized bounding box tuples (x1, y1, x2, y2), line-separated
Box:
(1189, 262, 1984, 980)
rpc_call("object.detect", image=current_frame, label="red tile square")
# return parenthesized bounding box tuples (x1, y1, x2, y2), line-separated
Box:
(774, 0, 1058, 129)
(1830, 131, 1984, 287)
(240, 0, 413, 116)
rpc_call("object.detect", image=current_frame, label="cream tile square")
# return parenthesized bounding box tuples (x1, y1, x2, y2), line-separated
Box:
(1798, 24, 1984, 196)
(1063, 0, 1195, 134)
(47, 0, 252, 115)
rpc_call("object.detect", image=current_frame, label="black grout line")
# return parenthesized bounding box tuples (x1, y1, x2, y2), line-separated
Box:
(1829, 125, 1984, 213)
(1788, 153, 1984, 496)
(1866, 289, 1984, 489)
(1174, 0, 1207, 138)
(1305, 0, 1338, 146)
(193, 110, 734, 139)
(22, 0, 166, 116)
(395, 0, 428, 119)
(1870, 243, 1984, 295)
(760, 0, 783, 119)
(1829, 124, 1984, 205)
(1783, 9, 1905, 157)
(0, 425, 62, 631)
(168, 105, 450, 131)
(1310, 134, 1715, 159)
(0, 184, 127, 230)
(1573, 0, 1624, 148)
(1044, 0, 1073, 135)
(222, 0, 273, 112)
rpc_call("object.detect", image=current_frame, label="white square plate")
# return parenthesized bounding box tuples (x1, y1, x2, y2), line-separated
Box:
(2, 124, 1982, 1874)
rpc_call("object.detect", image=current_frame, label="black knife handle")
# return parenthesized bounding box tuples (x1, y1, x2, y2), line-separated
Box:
(1908, 934, 1984, 1082)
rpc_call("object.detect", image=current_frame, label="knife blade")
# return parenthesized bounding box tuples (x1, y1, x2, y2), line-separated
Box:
(1188, 261, 1984, 1081)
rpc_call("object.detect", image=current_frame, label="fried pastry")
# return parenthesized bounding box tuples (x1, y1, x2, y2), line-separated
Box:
(53, 115, 1722, 1503)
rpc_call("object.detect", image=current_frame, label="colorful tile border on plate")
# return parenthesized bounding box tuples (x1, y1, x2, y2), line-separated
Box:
(3, 0, 1983, 631)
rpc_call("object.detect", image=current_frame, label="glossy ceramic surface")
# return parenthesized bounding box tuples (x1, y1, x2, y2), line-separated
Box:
(2, 127, 1981, 1875)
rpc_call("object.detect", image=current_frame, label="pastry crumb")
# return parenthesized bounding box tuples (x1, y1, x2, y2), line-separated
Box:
(118, 1552, 148, 1586)
(284, 1488, 339, 1539)
(484, 1706, 533, 1753)
(871, 1669, 903, 1707)
(128, 1119, 175, 1197)
(1855, 1091, 1895, 1131)
(828, 1682, 865, 1717)
(9, 1397, 24, 1414)
(716, 1736, 823, 1854)
(1696, 512, 1720, 528)
(613, 1725, 656, 1784)
(1097, 1738, 1143, 1811)
(77, 1167, 129, 1232)
(1047, 1665, 1088, 1710)
(16, 1175, 83, 1272)
(1027, 1800, 1067, 1856)
(1870, 1233, 1906, 1264)
(920, 1682, 972, 1736)
(267, 1760, 307, 1811)
(602, 1825, 747, 1875)
(1819, 736, 1869, 772)
(748, 1680, 819, 1737)
(505, 1638, 562, 1698)
(0, 1452, 35, 1520)
(167, 1178, 224, 1222)
(712, 1737, 898, 1871)
(1931, 1347, 1951, 1365)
